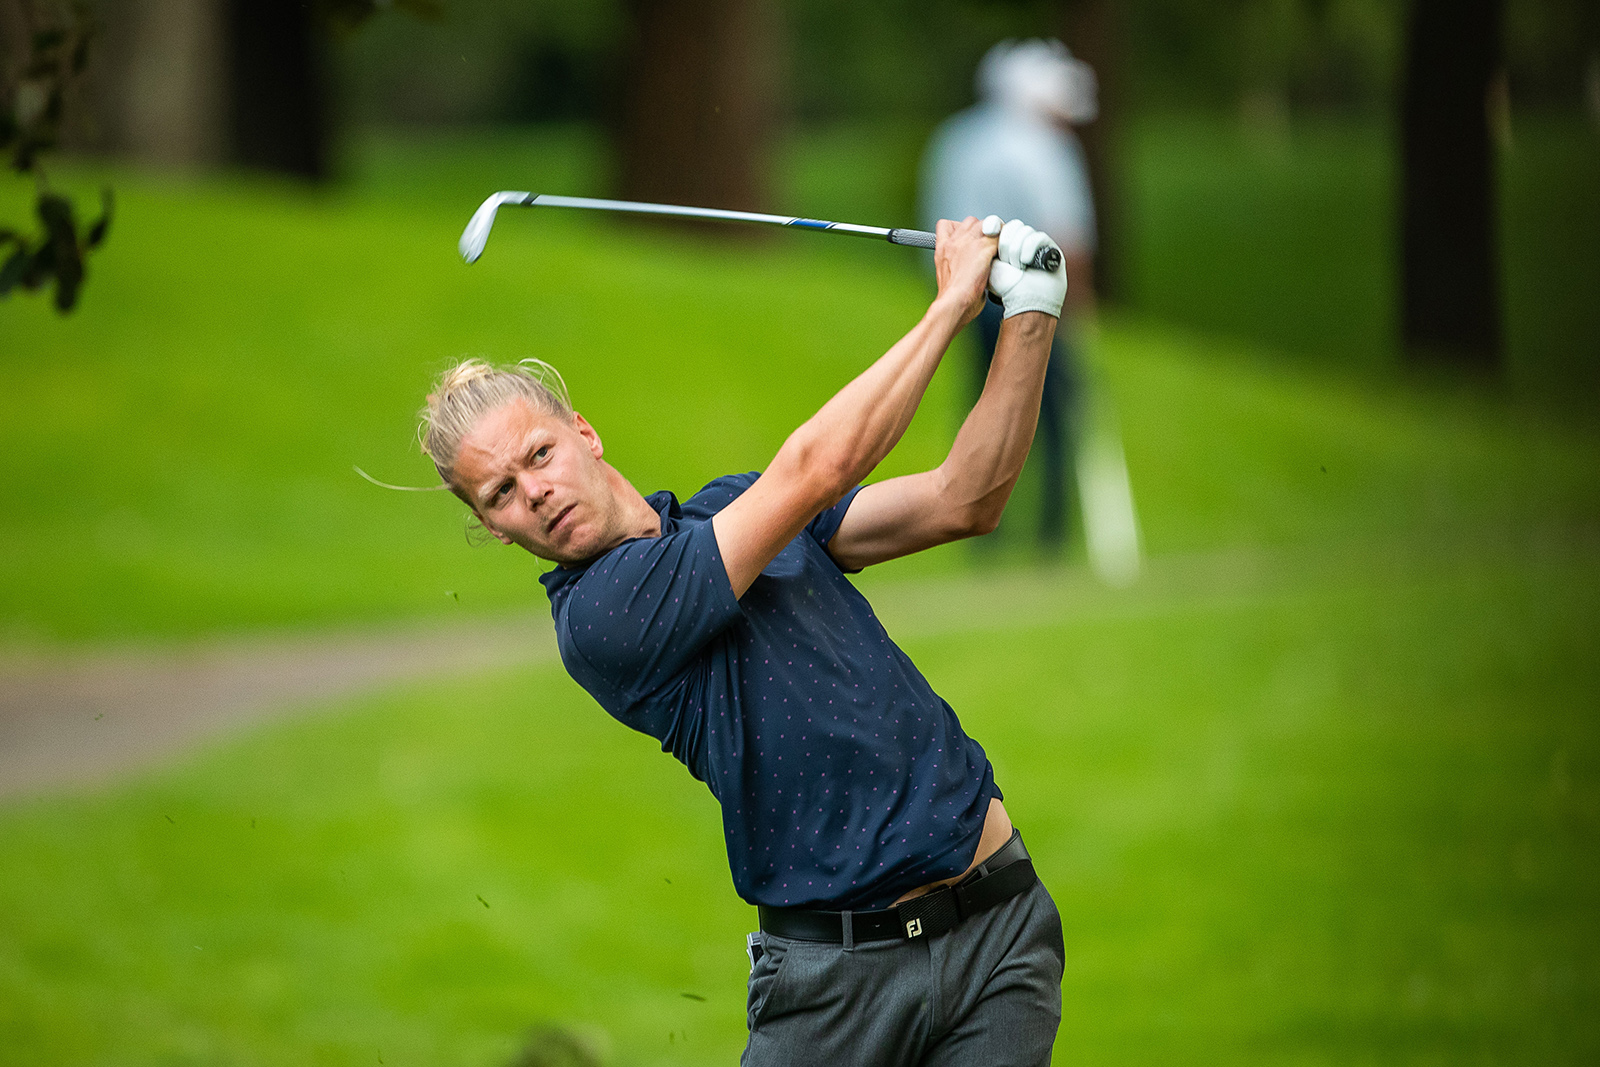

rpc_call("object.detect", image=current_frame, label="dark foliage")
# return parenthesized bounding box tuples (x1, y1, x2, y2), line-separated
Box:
(0, 187, 111, 311)
(320, 0, 441, 35)
(0, 0, 109, 313)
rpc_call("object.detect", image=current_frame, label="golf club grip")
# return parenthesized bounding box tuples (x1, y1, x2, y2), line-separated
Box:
(887, 228, 937, 250)
(888, 227, 1062, 272)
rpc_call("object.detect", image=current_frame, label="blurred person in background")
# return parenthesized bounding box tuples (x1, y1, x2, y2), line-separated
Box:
(921, 39, 1099, 553)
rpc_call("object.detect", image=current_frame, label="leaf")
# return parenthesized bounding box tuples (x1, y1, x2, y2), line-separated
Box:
(30, 193, 83, 311)
(52, 237, 85, 310)
(71, 29, 94, 75)
(43, 86, 65, 128)
(21, 234, 52, 288)
(23, 53, 62, 79)
(36, 193, 75, 238)
(0, 247, 29, 297)
(86, 188, 113, 249)
(54, 263, 82, 311)
(50, 235, 83, 313)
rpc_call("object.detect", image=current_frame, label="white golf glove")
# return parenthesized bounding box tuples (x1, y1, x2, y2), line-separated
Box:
(983, 215, 1067, 319)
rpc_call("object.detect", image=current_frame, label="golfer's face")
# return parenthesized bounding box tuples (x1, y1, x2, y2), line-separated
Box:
(454, 400, 616, 562)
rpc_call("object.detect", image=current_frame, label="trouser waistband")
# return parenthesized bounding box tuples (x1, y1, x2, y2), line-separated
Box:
(757, 829, 1036, 944)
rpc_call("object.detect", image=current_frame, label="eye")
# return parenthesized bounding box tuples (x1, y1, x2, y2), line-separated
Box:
(532, 445, 551, 462)
(492, 481, 513, 503)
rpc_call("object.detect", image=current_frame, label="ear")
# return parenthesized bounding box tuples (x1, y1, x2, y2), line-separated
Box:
(570, 411, 604, 459)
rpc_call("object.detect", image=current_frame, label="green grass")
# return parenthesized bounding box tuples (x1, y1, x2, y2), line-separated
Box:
(2, 123, 1598, 1064)
(0, 666, 748, 1066)
(1, 541, 1595, 1064)
(1123, 115, 1397, 371)
(4, 120, 1597, 642)
(0, 144, 948, 643)
(948, 543, 1600, 1065)
(1499, 117, 1600, 399)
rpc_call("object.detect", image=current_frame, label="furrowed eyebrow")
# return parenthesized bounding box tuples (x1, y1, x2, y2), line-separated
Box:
(475, 479, 508, 509)
(472, 429, 554, 507)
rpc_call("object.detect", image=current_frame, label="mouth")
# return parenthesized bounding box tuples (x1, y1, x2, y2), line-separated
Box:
(546, 504, 577, 537)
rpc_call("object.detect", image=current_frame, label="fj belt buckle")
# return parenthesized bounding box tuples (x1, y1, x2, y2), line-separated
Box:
(896, 886, 959, 940)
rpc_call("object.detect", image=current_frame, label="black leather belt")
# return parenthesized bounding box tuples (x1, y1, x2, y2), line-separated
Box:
(757, 829, 1036, 944)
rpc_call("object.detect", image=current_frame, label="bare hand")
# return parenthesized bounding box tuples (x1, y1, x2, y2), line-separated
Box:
(933, 217, 998, 329)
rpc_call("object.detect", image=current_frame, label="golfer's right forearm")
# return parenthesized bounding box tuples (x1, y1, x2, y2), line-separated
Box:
(772, 296, 966, 499)
(934, 311, 1056, 529)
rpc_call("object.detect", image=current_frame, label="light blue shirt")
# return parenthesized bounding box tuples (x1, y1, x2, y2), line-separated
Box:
(920, 103, 1096, 255)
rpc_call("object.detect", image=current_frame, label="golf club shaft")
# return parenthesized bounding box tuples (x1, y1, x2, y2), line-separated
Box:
(471, 193, 1062, 272)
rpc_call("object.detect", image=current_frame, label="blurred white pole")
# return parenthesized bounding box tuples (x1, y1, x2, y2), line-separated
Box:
(1075, 340, 1142, 586)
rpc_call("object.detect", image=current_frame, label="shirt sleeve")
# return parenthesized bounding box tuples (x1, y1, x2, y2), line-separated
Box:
(806, 484, 863, 550)
(690, 471, 859, 559)
(559, 520, 744, 700)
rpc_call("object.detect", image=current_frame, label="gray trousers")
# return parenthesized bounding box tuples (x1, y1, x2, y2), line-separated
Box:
(741, 879, 1064, 1066)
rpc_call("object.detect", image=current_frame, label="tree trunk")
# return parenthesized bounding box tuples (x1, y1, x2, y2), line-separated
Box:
(1062, 0, 1121, 302)
(224, 0, 328, 180)
(616, 0, 777, 214)
(1400, 0, 1502, 370)
(0, 0, 28, 99)
(106, 0, 229, 168)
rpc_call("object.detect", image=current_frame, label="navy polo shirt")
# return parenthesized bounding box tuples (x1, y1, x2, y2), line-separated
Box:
(539, 472, 1000, 909)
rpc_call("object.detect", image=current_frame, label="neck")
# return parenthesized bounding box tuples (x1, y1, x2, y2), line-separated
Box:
(600, 462, 662, 547)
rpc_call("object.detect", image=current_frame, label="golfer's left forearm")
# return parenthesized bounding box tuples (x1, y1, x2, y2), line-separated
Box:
(936, 311, 1056, 527)
(779, 298, 964, 495)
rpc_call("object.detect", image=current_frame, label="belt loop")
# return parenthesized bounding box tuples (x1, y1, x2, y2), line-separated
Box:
(841, 909, 855, 951)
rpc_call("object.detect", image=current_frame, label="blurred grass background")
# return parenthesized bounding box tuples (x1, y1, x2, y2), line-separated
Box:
(3, 116, 1596, 642)
(2, 118, 1598, 1065)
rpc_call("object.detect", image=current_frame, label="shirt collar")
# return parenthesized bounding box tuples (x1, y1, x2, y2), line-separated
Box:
(646, 489, 681, 532)
(539, 489, 680, 597)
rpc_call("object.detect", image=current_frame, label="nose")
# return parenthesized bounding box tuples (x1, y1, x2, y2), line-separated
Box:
(515, 470, 552, 508)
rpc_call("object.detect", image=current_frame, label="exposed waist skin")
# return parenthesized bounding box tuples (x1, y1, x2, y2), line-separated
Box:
(893, 797, 1014, 905)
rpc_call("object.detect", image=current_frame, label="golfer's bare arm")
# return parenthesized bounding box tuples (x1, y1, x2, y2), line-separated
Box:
(712, 218, 997, 599)
(825, 309, 1057, 570)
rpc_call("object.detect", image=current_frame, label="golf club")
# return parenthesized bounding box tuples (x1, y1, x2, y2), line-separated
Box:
(459, 192, 1063, 272)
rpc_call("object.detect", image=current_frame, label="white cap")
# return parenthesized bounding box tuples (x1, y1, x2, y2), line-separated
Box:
(976, 39, 1098, 125)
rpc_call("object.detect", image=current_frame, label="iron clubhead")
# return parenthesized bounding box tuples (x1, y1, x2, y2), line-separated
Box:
(459, 191, 534, 264)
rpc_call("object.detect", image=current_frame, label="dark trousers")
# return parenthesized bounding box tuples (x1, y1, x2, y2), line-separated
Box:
(741, 880, 1065, 1066)
(974, 301, 1079, 548)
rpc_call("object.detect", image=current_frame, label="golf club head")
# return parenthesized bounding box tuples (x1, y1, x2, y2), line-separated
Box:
(459, 191, 534, 264)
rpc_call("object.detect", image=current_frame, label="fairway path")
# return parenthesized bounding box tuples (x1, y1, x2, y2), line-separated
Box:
(0, 614, 558, 799)
(0, 545, 1308, 801)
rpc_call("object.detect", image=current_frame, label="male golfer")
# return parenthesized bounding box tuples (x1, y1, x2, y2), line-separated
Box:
(420, 215, 1068, 1065)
